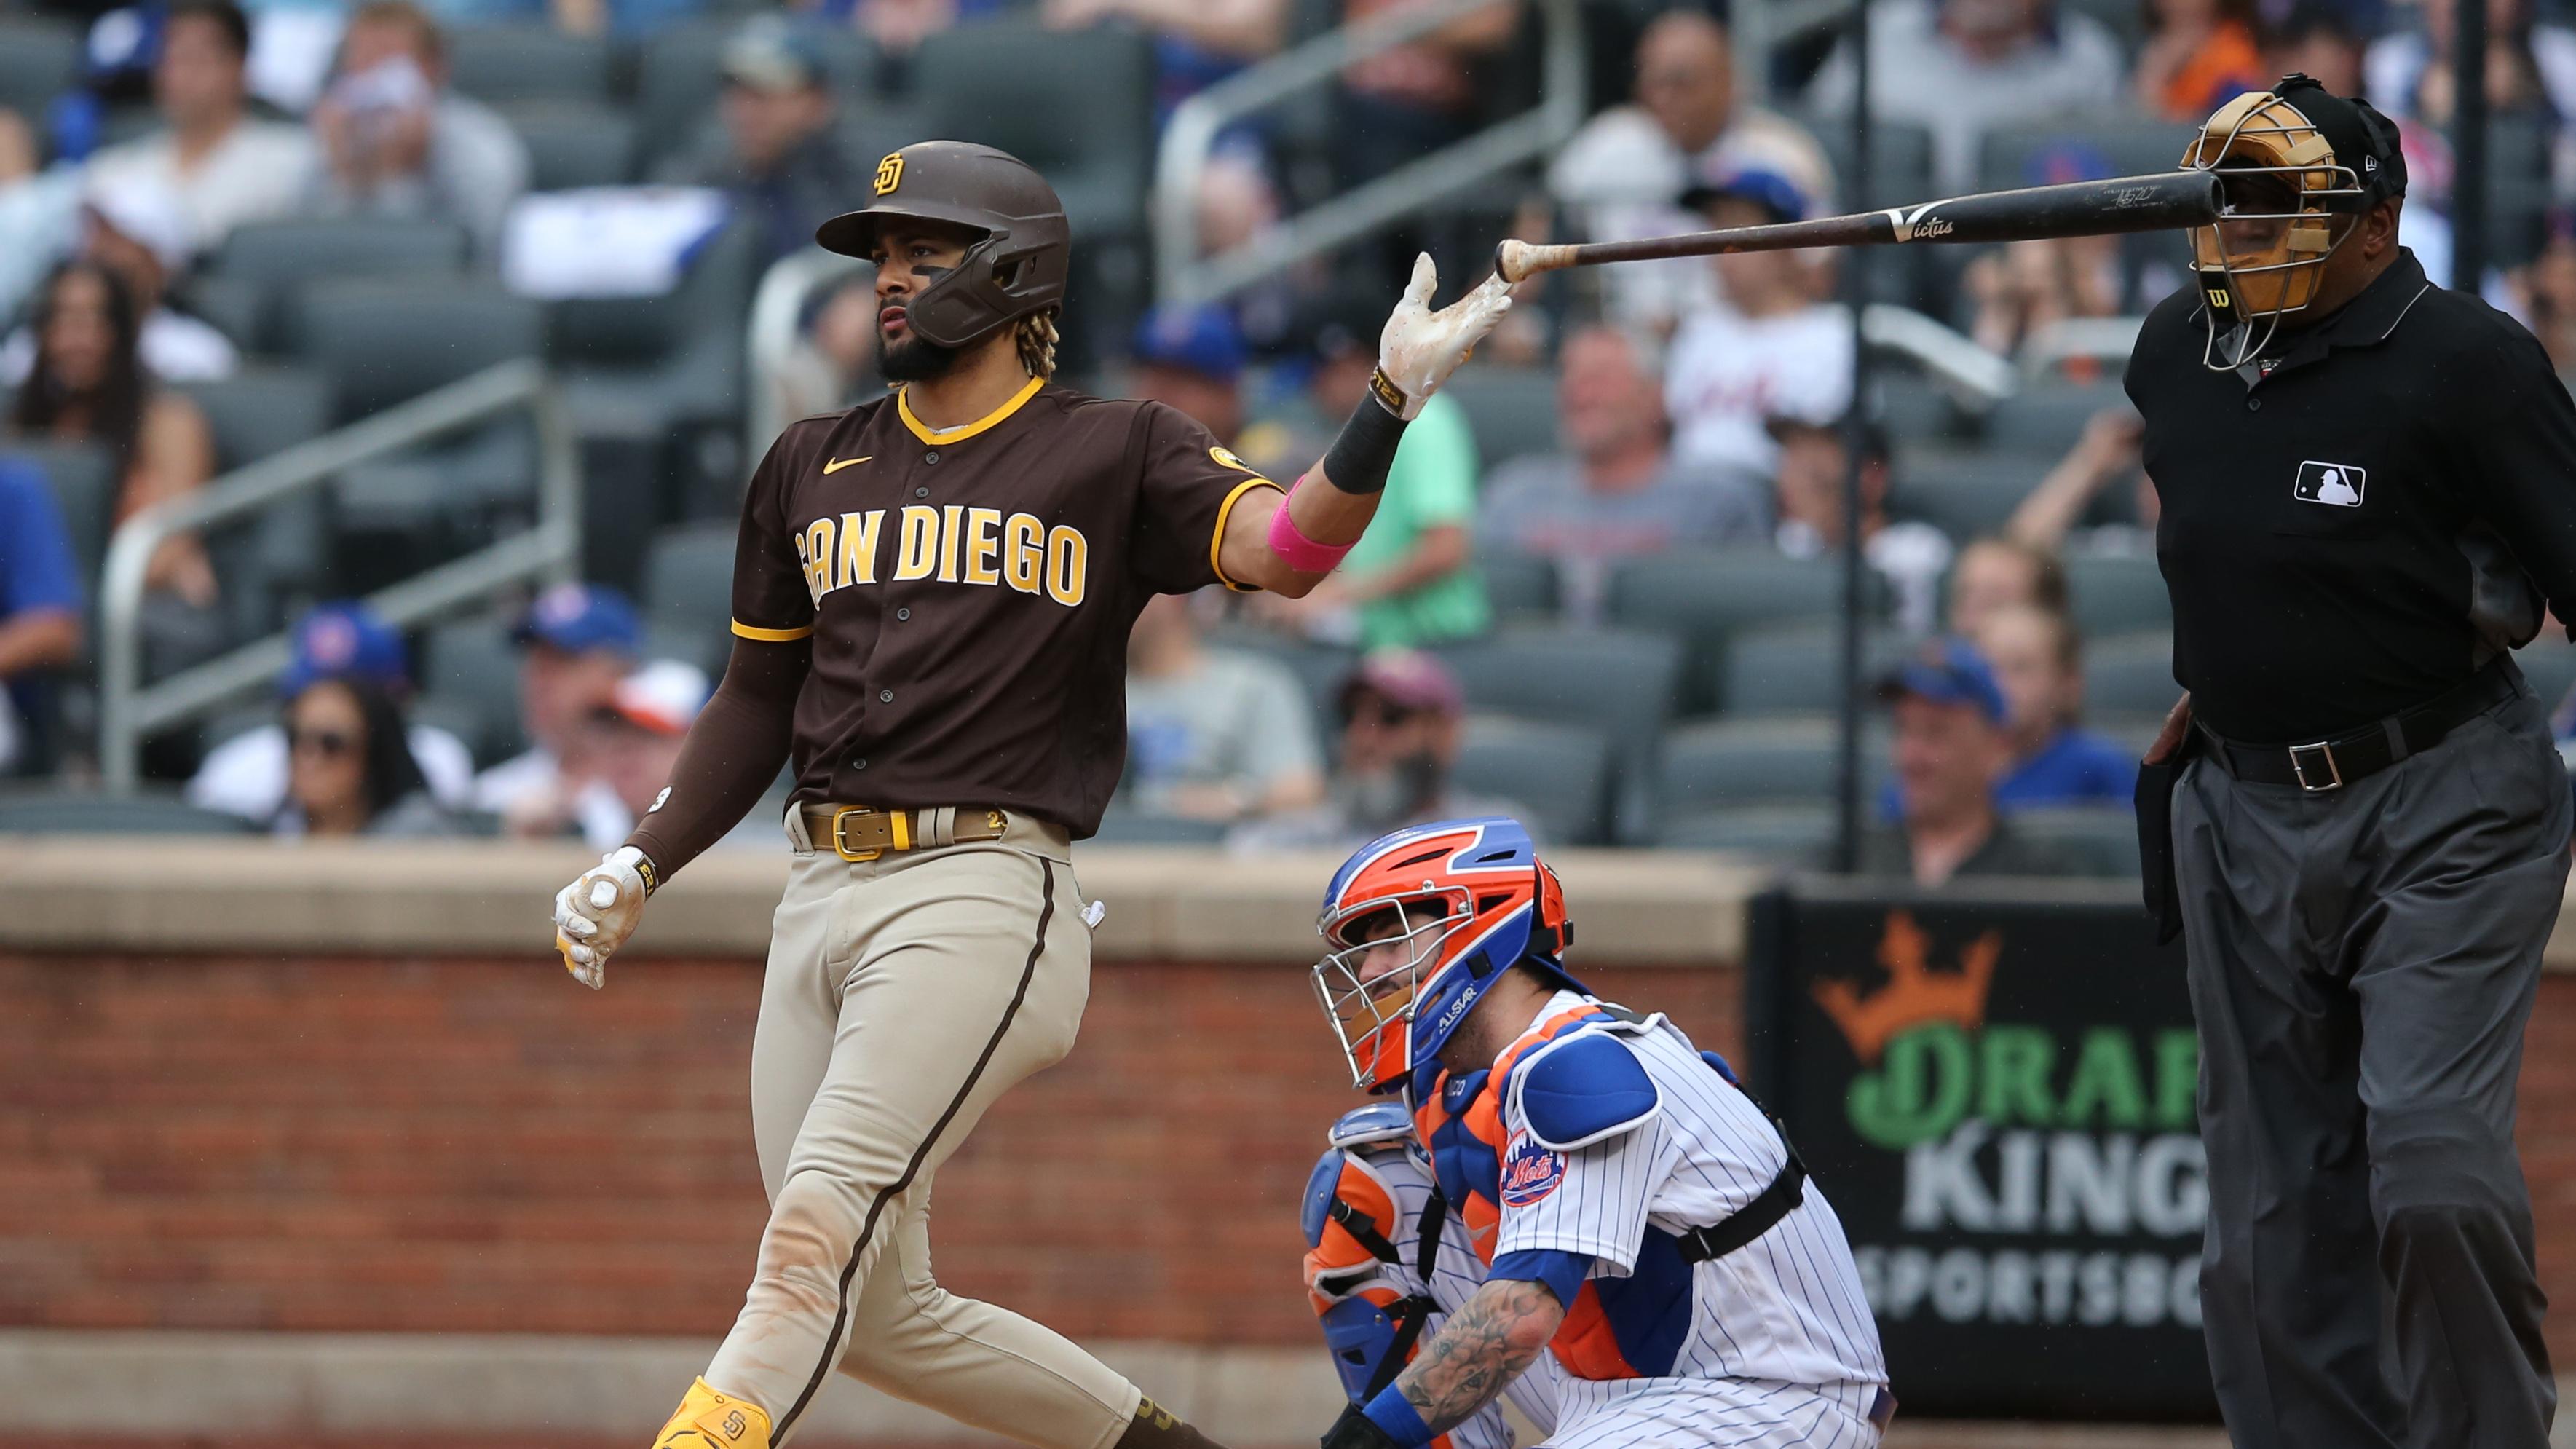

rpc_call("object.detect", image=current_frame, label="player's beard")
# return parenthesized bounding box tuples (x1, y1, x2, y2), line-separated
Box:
(879, 329, 963, 383)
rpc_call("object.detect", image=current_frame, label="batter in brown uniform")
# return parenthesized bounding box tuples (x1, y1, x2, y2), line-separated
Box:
(550, 141, 1512, 1449)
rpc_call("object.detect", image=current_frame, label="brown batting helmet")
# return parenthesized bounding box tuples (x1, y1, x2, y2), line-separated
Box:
(815, 140, 1071, 349)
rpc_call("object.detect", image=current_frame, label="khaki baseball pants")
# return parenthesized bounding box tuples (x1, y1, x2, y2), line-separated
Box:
(700, 810, 1142, 1448)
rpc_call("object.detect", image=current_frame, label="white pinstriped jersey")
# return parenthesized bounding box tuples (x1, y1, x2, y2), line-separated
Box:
(1440, 992, 1889, 1445)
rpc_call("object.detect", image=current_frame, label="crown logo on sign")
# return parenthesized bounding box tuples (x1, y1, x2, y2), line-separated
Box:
(1812, 909, 2001, 1065)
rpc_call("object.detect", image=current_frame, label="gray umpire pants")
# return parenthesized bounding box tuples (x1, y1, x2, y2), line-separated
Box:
(2172, 680, 2569, 1448)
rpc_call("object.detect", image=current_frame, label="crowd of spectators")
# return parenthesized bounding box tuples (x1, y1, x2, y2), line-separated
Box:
(9, 0, 2576, 880)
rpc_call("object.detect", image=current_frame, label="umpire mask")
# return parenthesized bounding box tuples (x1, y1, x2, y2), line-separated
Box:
(2181, 75, 2402, 370)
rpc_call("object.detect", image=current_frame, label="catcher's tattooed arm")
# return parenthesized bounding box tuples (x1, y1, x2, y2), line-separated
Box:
(1393, 1277, 1565, 1433)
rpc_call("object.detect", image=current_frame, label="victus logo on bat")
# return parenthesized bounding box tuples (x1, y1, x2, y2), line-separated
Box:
(1883, 202, 1955, 242)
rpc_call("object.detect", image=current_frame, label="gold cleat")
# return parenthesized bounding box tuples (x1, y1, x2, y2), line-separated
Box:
(651, 1378, 772, 1449)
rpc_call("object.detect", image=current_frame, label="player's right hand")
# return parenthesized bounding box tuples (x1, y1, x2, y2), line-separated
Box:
(553, 845, 652, 990)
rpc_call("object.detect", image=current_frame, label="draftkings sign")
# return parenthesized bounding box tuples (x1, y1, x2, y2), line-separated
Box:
(1747, 881, 2219, 1421)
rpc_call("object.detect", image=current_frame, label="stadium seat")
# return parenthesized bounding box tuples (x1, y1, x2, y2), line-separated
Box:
(1976, 120, 2197, 194)
(443, 25, 614, 104)
(1654, 804, 1834, 862)
(1438, 625, 1679, 759)
(0, 439, 116, 593)
(214, 218, 474, 352)
(178, 368, 336, 640)
(1090, 808, 1231, 845)
(1442, 367, 1557, 470)
(0, 788, 256, 835)
(1608, 549, 1885, 714)
(421, 618, 529, 765)
(2065, 552, 2170, 636)
(1715, 622, 1910, 717)
(1656, 716, 1891, 817)
(0, 17, 81, 121)
(1204, 627, 1356, 756)
(1890, 448, 2052, 540)
(1453, 715, 1613, 845)
(2082, 631, 2177, 718)
(2003, 805, 2139, 880)
(1812, 120, 1937, 209)
(644, 523, 738, 660)
(549, 216, 760, 443)
(2516, 637, 2576, 710)
(636, 21, 873, 170)
(914, 23, 1153, 240)
(298, 279, 543, 422)
(1986, 382, 2130, 458)
(1478, 550, 1558, 621)
(504, 101, 639, 190)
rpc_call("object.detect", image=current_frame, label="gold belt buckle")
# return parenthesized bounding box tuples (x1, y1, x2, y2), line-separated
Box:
(830, 806, 882, 862)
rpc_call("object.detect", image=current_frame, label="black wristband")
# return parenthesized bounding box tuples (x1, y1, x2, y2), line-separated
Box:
(1321, 375, 1411, 495)
(1320, 1402, 1404, 1449)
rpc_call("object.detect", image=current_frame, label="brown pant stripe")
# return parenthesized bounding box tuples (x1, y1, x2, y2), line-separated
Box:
(774, 857, 1056, 1440)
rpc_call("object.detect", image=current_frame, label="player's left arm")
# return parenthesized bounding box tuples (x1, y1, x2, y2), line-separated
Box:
(1220, 254, 1510, 597)
(2460, 328, 2576, 633)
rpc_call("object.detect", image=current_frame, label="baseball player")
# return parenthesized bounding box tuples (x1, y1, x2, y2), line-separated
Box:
(1305, 816, 1892, 1449)
(548, 138, 1512, 1449)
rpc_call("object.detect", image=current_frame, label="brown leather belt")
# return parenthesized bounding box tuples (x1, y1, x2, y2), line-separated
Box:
(799, 803, 1010, 861)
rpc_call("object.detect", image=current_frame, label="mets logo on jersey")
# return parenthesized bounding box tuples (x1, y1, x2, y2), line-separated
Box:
(1499, 1132, 1567, 1209)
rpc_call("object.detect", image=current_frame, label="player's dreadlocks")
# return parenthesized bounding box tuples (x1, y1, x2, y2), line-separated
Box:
(1016, 308, 1060, 380)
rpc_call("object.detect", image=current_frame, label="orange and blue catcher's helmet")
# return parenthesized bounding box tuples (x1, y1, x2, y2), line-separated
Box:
(1312, 816, 1575, 1094)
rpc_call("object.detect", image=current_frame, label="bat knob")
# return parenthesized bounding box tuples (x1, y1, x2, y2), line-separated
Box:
(1495, 238, 1532, 285)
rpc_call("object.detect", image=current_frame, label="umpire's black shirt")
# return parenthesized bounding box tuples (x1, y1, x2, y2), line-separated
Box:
(2127, 248, 2576, 743)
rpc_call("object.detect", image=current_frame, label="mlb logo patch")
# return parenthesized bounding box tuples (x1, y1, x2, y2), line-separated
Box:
(2293, 460, 2367, 508)
(1499, 1133, 1567, 1209)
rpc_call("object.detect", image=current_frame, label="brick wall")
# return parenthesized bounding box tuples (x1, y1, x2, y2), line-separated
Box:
(4, 952, 2570, 1365)
(0, 955, 1735, 1344)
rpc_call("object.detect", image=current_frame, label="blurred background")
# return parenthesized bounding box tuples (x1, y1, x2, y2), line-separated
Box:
(6, 0, 2576, 1440)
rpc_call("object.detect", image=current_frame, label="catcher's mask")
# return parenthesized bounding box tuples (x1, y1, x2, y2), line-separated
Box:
(2181, 74, 2405, 370)
(814, 140, 1070, 350)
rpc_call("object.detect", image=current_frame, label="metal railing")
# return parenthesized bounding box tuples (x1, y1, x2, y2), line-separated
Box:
(99, 360, 580, 792)
(746, 246, 869, 452)
(1154, 0, 1587, 308)
(1858, 303, 2017, 403)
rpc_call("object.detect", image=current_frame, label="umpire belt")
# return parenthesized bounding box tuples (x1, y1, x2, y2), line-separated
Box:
(2194, 654, 2521, 793)
(797, 802, 1011, 861)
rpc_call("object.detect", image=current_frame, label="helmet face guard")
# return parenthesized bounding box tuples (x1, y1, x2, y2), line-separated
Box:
(1309, 818, 1572, 1093)
(2183, 88, 2367, 371)
(813, 141, 1072, 349)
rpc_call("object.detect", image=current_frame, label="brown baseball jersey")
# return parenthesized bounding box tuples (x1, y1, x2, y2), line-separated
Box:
(730, 375, 1284, 837)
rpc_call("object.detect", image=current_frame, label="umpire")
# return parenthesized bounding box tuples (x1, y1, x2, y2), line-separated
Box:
(2130, 75, 2576, 1447)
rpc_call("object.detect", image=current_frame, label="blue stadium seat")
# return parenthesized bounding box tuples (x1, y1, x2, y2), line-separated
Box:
(1656, 716, 1890, 817)
(503, 101, 639, 190)
(298, 279, 542, 422)
(2066, 551, 2170, 636)
(1478, 550, 1559, 622)
(1453, 715, 1613, 845)
(443, 25, 614, 105)
(550, 217, 761, 443)
(1654, 805, 1834, 861)
(1986, 382, 2130, 459)
(177, 368, 336, 641)
(1607, 549, 1885, 715)
(0, 17, 80, 122)
(1889, 448, 2052, 540)
(1715, 622, 1910, 718)
(420, 618, 529, 767)
(644, 522, 738, 667)
(1441, 367, 1557, 471)
(914, 23, 1153, 240)
(2082, 631, 2178, 719)
(0, 789, 256, 835)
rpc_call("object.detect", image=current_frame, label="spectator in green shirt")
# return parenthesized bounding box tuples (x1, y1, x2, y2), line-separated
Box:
(1238, 287, 1490, 649)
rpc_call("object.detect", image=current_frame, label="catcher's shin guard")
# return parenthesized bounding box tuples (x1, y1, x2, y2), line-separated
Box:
(652, 1378, 773, 1449)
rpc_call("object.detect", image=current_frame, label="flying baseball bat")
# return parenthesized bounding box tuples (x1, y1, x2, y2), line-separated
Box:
(1494, 169, 2224, 285)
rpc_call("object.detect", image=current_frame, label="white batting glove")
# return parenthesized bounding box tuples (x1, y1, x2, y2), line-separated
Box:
(553, 845, 652, 990)
(1375, 253, 1513, 420)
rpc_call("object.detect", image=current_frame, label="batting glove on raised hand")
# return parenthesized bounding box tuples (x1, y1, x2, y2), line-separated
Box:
(553, 845, 652, 990)
(1375, 253, 1512, 420)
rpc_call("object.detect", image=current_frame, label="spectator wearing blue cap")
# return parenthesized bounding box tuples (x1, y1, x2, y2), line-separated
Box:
(186, 601, 478, 821)
(1664, 165, 1852, 483)
(475, 583, 644, 845)
(655, 17, 857, 264)
(0, 458, 84, 776)
(1856, 637, 2098, 884)
(1128, 304, 1246, 446)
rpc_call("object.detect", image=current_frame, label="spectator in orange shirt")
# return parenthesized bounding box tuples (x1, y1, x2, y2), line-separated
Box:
(2134, 0, 2267, 122)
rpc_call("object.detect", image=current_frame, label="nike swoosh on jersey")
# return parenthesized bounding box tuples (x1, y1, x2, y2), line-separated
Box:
(823, 456, 872, 474)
